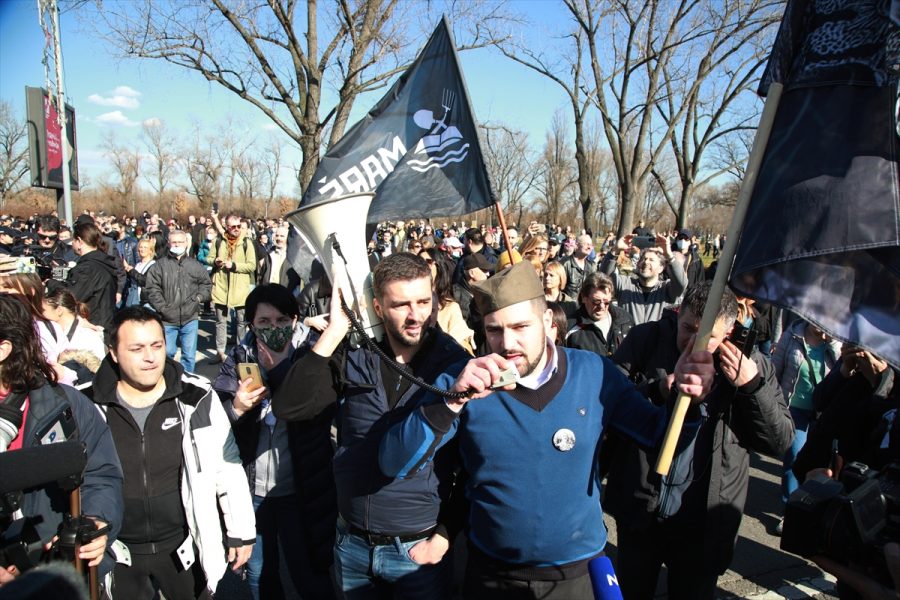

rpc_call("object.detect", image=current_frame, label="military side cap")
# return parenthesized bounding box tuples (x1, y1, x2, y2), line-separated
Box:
(472, 260, 543, 316)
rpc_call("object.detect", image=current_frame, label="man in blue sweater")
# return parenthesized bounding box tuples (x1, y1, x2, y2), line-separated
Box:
(379, 261, 717, 599)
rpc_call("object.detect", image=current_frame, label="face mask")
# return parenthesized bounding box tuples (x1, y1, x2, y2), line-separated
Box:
(255, 325, 293, 352)
(170, 245, 186, 256)
(207, 234, 216, 241)
(675, 239, 689, 251)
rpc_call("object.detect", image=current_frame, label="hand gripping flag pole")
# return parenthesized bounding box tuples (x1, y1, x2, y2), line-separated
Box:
(656, 83, 784, 476)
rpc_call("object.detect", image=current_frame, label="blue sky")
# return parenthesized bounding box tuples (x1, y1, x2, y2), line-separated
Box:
(0, 0, 572, 196)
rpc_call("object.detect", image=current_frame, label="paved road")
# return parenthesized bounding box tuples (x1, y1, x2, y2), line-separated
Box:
(190, 316, 839, 599)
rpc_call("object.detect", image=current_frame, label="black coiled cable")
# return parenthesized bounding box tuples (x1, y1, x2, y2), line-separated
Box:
(332, 241, 470, 400)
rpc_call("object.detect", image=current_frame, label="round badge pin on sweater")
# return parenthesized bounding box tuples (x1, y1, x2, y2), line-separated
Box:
(553, 428, 576, 451)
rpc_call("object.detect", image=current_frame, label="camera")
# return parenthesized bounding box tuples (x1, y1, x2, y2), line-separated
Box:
(781, 461, 900, 585)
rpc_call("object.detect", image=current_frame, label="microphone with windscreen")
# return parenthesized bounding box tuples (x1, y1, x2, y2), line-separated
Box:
(0, 440, 88, 496)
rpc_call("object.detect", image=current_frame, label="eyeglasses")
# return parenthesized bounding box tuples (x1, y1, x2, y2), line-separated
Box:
(227, 224, 241, 229)
(535, 246, 549, 253)
(38, 233, 58, 240)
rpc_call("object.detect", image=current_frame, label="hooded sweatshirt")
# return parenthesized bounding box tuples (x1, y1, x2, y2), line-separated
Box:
(67, 249, 119, 331)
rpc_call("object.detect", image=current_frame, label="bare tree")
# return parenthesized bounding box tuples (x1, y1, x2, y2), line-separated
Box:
(534, 112, 577, 226)
(262, 141, 283, 218)
(96, 0, 513, 191)
(102, 132, 142, 212)
(141, 118, 179, 194)
(479, 122, 540, 228)
(566, 0, 778, 235)
(0, 101, 29, 206)
(651, 0, 780, 228)
(182, 125, 224, 212)
(235, 150, 263, 205)
(496, 23, 596, 231)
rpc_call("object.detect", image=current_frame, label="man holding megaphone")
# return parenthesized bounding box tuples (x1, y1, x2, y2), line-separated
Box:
(274, 253, 471, 599)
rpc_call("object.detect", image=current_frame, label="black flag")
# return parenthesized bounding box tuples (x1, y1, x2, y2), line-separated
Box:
(299, 16, 494, 223)
(730, 0, 900, 367)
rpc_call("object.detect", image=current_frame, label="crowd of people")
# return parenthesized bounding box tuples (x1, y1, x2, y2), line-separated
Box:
(0, 209, 896, 600)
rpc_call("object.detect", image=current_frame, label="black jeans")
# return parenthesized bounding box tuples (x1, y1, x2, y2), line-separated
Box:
(112, 547, 211, 600)
(463, 549, 594, 600)
(615, 519, 718, 600)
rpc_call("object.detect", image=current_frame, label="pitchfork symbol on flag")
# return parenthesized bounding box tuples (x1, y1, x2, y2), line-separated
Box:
(729, 0, 900, 368)
(298, 16, 494, 224)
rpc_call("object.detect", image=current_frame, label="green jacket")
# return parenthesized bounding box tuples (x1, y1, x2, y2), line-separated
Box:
(206, 234, 256, 307)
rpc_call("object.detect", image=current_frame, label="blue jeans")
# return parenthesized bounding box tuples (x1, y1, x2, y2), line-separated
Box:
(334, 517, 450, 600)
(164, 320, 199, 374)
(782, 407, 813, 504)
(247, 494, 335, 600)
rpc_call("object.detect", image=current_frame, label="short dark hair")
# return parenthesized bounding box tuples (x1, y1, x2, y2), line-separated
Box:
(245, 284, 300, 323)
(36, 215, 60, 233)
(681, 282, 739, 325)
(579, 272, 615, 301)
(0, 295, 57, 390)
(110, 306, 164, 350)
(465, 229, 484, 245)
(372, 253, 431, 299)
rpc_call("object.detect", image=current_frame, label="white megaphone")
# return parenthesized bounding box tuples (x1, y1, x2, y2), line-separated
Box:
(285, 192, 384, 341)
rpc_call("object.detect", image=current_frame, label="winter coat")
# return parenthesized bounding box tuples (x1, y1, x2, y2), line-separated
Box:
(605, 310, 793, 575)
(565, 304, 634, 358)
(87, 358, 256, 593)
(206, 234, 256, 308)
(144, 253, 212, 326)
(214, 328, 337, 572)
(67, 249, 119, 331)
(17, 382, 124, 576)
(771, 320, 840, 409)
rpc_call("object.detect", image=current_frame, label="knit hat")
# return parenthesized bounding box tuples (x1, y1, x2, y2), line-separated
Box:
(472, 261, 543, 316)
(495, 249, 522, 270)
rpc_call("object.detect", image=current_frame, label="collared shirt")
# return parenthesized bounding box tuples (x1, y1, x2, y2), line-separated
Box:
(517, 337, 558, 390)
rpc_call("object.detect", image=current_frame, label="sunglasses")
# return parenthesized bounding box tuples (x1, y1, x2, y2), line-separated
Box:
(38, 233, 58, 240)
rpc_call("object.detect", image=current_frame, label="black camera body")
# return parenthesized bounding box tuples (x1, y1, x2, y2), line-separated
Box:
(782, 461, 900, 583)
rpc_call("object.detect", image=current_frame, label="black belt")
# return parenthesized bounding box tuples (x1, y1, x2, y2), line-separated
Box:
(342, 518, 435, 546)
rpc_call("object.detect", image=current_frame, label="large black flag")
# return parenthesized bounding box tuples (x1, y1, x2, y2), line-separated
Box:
(730, 0, 900, 367)
(299, 16, 494, 223)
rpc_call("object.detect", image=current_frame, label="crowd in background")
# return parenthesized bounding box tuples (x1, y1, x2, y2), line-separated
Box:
(0, 207, 896, 600)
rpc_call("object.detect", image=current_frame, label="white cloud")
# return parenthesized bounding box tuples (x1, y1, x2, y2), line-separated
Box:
(95, 111, 139, 127)
(142, 117, 162, 128)
(88, 86, 142, 109)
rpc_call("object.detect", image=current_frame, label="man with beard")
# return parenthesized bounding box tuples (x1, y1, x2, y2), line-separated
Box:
(565, 272, 634, 358)
(599, 234, 687, 325)
(272, 253, 470, 599)
(378, 262, 718, 599)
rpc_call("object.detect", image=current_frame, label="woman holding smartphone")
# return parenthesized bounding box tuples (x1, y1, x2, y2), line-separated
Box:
(213, 284, 336, 599)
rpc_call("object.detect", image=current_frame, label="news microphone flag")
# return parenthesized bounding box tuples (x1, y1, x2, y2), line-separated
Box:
(729, 0, 900, 367)
(298, 16, 495, 224)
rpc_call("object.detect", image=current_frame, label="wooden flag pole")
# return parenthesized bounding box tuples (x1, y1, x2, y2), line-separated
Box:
(655, 82, 785, 476)
(493, 201, 517, 266)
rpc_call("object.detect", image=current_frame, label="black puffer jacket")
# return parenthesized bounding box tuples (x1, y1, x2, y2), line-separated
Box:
(605, 310, 793, 575)
(67, 249, 118, 331)
(143, 253, 212, 326)
(565, 304, 634, 358)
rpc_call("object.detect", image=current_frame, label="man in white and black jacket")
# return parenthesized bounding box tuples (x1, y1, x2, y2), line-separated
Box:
(605, 282, 793, 600)
(85, 306, 255, 598)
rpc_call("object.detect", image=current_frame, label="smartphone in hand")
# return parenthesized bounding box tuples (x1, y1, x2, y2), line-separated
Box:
(237, 363, 264, 391)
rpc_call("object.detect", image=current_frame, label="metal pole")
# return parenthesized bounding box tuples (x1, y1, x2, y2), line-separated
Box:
(50, 0, 73, 228)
